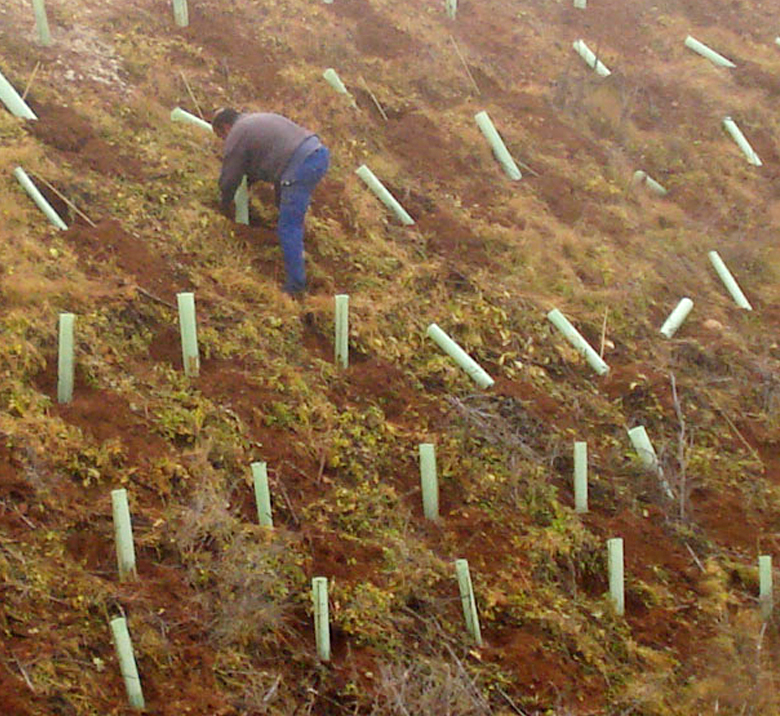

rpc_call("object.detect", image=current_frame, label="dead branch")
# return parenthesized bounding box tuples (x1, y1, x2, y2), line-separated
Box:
(600, 307, 609, 358)
(358, 75, 388, 121)
(180, 71, 204, 119)
(22, 61, 41, 100)
(135, 285, 176, 309)
(669, 372, 688, 519)
(28, 171, 97, 227)
(449, 34, 481, 95)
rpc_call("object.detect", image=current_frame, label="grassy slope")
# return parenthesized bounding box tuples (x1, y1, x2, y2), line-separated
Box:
(1, 0, 780, 713)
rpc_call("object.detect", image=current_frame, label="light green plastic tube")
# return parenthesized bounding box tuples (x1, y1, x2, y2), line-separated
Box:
(32, 0, 52, 46)
(574, 0, 587, 8)
(627, 425, 674, 499)
(627, 425, 657, 470)
(607, 538, 624, 616)
(445, 0, 457, 20)
(110, 617, 145, 710)
(235, 175, 249, 225)
(176, 292, 200, 377)
(0, 68, 37, 120)
(419, 443, 439, 521)
(111, 489, 137, 581)
(323, 68, 349, 95)
(660, 297, 693, 338)
(335, 294, 349, 369)
(722, 116, 762, 166)
(426, 323, 494, 389)
(684, 35, 735, 68)
(474, 111, 522, 181)
(574, 441, 588, 514)
(312, 577, 331, 661)
(455, 559, 483, 646)
(632, 170, 668, 197)
(776, 38, 780, 47)
(572, 40, 611, 77)
(251, 461, 273, 527)
(13, 167, 67, 230)
(323, 69, 358, 109)
(759, 555, 773, 621)
(57, 313, 75, 404)
(547, 309, 609, 376)
(355, 164, 415, 226)
(708, 251, 752, 310)
(172, 0, 189, 27)
(170, 106, 213, 132)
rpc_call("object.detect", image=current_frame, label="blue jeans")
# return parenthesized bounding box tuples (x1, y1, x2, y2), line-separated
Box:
(277, 146, 330, 294)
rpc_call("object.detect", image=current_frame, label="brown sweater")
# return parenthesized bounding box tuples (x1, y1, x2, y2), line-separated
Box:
(219, 113, 314, 205)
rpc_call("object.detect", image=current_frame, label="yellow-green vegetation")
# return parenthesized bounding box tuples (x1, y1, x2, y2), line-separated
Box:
(1, 0, 780, 714)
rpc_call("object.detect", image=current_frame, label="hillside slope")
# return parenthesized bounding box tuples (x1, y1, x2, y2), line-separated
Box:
(1, 0, 779, 714)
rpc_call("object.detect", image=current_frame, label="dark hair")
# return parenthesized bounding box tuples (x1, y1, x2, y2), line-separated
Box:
(212, 107, 240, 133)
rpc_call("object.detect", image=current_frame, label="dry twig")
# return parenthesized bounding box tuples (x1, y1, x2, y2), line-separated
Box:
(180, 71, 204, 119)
(449, 34, 481, 95)
(22, 61, 41, 100)
(135, 286, 176, 309)
(600, 307, 609, 358)
(669, 372, 688, 519)
(29, 172, 97, 227)
(358, 75, 388, 121)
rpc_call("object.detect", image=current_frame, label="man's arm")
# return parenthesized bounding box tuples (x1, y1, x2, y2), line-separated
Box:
(219, 143, 247, 212)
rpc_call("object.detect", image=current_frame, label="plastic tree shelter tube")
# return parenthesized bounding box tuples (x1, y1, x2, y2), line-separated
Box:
(660, 298, 693, 338)
(32, 0, 52, 46)
(419, 443, 439, 521)
(172, 0, 189, 28)
(684, 36, 736, 68)
(176, 292, 200, 377)
(110, 617, 145, 710)
(722, 116, 762, 166)
(426, 323, 494, 389)
(323, 68, 348, 95)
(474, 111, 522, 181)
(0, 68, 38, 120)
(445, 0, 457, 20)
(572, 40, 611, 77)
(335, 294, 349, 369)
(574, 0, 587, 8)
(252, 462, 273, 527)
(627, 425, 658, 470)
(607, 538, 625, 616)
(57, 313, 75, 404)
(235, 175, 249, 225)
(170, 106, 213, 132)
(708, 251, 752, 310)
(355, 164, 415, 225)
(632, 170, 668, 197)
(111, 489, 138, 581)
(323, 69, 358, 108)
(574, 441, 588, 514)
(759, 555, 773, 621)
(312, 577, 331, 661)
(14, 167, 67, 230)
(455, 559, 483, 646)
(547, 309, 609, 376)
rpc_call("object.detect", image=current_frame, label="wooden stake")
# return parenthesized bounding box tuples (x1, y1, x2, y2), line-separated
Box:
(599, 307, 609, 358)
(29, 171, 96, 227)
(22, 61, 41, 101)
(449, 35, 481, 95)
(358, 75, 388, 121)
(180, 71, 204, 119)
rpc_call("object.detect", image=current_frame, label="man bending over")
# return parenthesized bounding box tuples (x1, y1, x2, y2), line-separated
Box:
(213, 108, 330, 295)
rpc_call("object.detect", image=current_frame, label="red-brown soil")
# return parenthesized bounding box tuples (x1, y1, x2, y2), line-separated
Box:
(2, 0, 780, 713)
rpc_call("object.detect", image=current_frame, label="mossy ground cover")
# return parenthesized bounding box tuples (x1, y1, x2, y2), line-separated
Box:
(1, 0, 780, 713)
